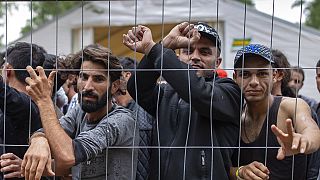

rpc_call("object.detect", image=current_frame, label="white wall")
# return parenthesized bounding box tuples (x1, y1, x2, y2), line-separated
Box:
(13, 0, 320, 101)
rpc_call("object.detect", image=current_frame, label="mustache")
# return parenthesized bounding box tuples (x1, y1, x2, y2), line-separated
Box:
(80, 91, 99, 99)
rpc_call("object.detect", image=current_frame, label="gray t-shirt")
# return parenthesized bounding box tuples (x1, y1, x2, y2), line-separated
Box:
(59, 104, 139, 180)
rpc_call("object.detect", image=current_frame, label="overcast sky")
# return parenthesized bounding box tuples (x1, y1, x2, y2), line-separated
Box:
(1, 0, 311, 44)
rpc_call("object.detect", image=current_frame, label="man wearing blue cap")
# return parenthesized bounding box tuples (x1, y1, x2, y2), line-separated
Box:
(122, 22, 241, 179)
(230, 44, 320, 180)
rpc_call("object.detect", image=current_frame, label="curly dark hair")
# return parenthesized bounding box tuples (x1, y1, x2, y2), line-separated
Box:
(66, 44, 122, 83)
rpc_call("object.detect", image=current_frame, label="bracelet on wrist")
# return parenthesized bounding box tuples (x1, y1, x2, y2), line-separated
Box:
(236, 166, 244, 180)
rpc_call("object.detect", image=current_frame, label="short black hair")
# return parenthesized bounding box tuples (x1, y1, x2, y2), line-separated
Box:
(316, 59, 320, 68)
(119, 56, 138, 72)
(5, 42, 46, 84)
(271, 49, 295, 97)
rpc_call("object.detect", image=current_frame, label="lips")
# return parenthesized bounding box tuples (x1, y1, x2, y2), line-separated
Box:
(83, 96, 98, 101)
(246, 90, 262, 95)
(191, 64, 202, 69)
(81, 91, 99, 101)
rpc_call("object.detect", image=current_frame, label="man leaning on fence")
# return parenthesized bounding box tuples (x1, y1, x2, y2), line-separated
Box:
(123, 22, 241, 179)
(20, 44, 139, 180)
(230, 44, 320, 180)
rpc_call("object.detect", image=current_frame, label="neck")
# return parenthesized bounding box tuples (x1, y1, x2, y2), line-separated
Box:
(86, 101, 113, 122)
(9, 79, 27, 94)
(246, 95, 274, 119)
(271, 82, 282, 96)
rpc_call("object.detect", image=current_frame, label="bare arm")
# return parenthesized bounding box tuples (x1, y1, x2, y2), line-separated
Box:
(271, 98, 320, 160)
(25, 66, 76, 171)
(289, 98, 320, 153)
(21, 134, 55, 180)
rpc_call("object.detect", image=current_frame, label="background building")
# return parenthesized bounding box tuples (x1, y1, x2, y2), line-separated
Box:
(7, 0, 320, 100)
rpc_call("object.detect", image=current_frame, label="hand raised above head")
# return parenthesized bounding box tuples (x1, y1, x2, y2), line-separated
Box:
(123, 25, 156, 55)
(162, 22, 201, 50)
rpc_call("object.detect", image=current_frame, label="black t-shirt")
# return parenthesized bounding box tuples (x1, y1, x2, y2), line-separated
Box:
(232, 96, 308, 180)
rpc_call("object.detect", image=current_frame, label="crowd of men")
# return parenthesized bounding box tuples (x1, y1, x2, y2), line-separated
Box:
(0, 21, 319, 180)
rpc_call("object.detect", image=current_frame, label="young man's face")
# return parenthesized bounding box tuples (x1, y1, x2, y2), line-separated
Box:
(316, 68, 320, 93)
(179, 37, 222, 78)
(235, 55, 275, 103)
(77, 60, 118, 113)
(288, 70, 304, 92)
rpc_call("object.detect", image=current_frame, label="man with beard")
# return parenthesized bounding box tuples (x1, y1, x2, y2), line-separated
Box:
(20, 44, 139, 180)
(123, 22, 241, 179)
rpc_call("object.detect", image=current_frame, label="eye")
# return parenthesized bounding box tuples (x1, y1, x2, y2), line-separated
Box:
(80, 73, 88, 81)
(199, 49, 212, 56)
(93, 76, 105, 82)
(239, 71, 249, 78)
(181, 48, 193, 55)
(257, 71, 269, 78)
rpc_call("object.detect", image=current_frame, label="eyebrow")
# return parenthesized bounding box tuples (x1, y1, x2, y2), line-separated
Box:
(81, 72, 108, 79)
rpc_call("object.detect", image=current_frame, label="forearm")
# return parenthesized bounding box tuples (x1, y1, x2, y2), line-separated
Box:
(127, 55, 160, 116)
(44, 160, 71, 176)
(37, 98, 75, 168)
(150, 43, 241, 120)
(127, 55, 159, 97)
(301, 128, 320, 154)
(28, 134, 71, 176)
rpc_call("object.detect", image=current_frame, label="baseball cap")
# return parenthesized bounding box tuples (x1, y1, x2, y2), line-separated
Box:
(234, 44, 274, 68)
(195, 22, 221, 52)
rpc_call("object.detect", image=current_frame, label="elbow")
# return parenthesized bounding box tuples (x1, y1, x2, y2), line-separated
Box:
(54, 151, 75, 169)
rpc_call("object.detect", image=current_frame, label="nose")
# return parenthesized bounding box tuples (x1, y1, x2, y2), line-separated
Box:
(83, 77, 94, 91)
(190, 49, 201, 63)
(249, 74, 259, 87)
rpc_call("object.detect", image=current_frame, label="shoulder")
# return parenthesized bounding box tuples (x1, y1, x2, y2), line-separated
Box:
(215, 77, 240, 88)
(280, 97, 311, 114)
(213, 77, 241, 97)
(280, 97, 310, 107)
(106, 105, 135, 123)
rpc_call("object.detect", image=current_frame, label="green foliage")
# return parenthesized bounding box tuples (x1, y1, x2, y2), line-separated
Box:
(20, 1, 81, 35)
(236, 0, 255, 6)
(305, 0, 320, 29)
(292, 0, 320, 30)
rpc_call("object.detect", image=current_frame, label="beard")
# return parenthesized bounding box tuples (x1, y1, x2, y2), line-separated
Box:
(78, 87, 112, 113)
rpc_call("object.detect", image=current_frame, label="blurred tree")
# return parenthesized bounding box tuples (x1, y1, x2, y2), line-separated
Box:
(20, 1, 81, 35)
(236, 0, 255, 6)
(292, 0, 320, 30)
(0, 2, 17, 47)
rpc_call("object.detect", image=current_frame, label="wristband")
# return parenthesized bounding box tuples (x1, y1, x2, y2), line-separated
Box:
(236, 166, 244, 179)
